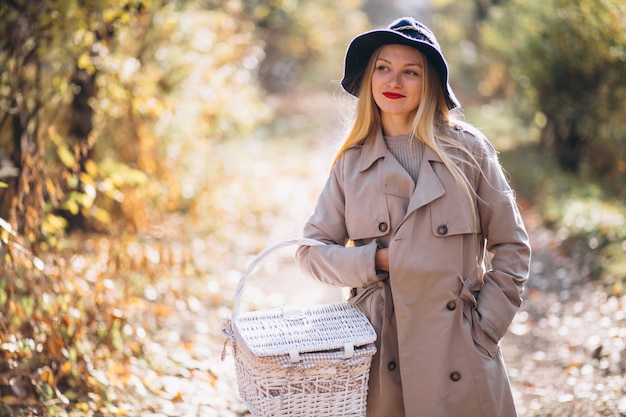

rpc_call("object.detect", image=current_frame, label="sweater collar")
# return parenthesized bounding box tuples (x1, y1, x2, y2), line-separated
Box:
(358, 129, 442, 172)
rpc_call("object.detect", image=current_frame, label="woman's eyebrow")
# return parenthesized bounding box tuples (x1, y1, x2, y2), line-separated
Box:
(376, 57, 423, 67)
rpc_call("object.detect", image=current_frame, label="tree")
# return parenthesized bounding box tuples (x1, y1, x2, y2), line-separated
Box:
(213, 0, 368, 93)
(0, 1, 369, 413)
(482, 0, 626, 188)
(0, 0, 151, 246)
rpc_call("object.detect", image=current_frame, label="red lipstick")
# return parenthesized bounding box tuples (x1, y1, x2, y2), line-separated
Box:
(383, 92, 405, 99)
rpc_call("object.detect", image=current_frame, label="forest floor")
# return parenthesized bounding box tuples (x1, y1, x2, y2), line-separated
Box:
(109, 92, 626, 416)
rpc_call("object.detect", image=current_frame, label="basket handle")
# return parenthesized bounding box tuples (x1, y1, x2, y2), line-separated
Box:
(231, 237, 326, 320)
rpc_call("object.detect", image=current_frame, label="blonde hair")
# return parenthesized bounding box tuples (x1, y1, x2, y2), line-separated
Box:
(333, 46, 482, 226)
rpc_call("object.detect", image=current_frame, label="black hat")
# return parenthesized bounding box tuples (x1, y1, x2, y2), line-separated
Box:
(341, 17, 460, 110)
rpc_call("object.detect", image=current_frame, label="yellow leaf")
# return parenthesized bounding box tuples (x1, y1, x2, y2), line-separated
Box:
(63, 199, 79, 215)
(171, 391, 184, 402)
(1, 395, 22, 405)
(84, 159, 98, 177)
(61, 361, 72, 375)
(208, 370, 218, 387)
(92, 207, 111, 224)
(45, 178, 57, 195)
(48, 126, 61, 145)
(40, 368, 54, 385)
(57, 145, 75, 169)
(75, 402, 91, 411)
(111, 406, 129, 415)
(77, 54, 92, 71)
(103, 9, 118, 24)
(41, 214, 68, 236)
(79, 172, 95, 187)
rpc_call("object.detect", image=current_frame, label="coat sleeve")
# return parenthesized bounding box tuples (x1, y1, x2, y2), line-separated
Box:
(472, 134, 531, 346)
(295, 153, 381, 288)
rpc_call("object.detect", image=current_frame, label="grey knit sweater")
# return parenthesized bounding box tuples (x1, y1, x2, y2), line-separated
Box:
(383, 134, 424, 183)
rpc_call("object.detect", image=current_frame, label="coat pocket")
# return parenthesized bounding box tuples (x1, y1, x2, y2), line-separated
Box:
(462, 299, 500, 359)
(429, 187, 480, 238)
(459, 277, 500, 360)
(345, 200, 391, 242)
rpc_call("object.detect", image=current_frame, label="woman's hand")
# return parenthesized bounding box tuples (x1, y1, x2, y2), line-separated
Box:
(375, 248, 389, 271)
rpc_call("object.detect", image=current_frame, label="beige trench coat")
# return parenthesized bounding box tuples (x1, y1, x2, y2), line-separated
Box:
(295, 126, 531, 417)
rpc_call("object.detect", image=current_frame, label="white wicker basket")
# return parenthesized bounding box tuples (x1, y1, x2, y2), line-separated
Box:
(224, 238, 377, 417)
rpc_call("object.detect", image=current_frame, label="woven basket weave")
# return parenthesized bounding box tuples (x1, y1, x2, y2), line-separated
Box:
(224, 238, 377, 417)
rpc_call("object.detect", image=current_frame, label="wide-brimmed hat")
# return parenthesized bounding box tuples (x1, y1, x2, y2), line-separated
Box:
(341, 17, 460, 110)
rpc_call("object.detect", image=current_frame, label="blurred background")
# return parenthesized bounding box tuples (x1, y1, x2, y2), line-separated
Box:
(1, 0, 625, 415)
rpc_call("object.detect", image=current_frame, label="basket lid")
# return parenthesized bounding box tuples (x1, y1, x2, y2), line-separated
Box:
(232, 302, 377, 358)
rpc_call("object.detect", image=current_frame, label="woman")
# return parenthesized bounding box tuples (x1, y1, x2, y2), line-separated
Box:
(295, 17, 531, 417)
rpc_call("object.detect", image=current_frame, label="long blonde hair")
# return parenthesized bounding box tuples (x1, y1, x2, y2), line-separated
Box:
(333, 46, 482, 224)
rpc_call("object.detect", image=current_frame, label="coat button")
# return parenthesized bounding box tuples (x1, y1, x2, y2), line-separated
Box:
(437, 225, 448, 235)
(378, 222, 389, 233)
(446, 301, 457, 311)
(450, 371, 461, 381)
(387, 361, 397, 371)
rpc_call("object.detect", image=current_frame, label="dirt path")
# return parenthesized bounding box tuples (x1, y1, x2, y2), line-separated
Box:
(128, 93, 626, 416)
(135, 219, 626, 417)
(501, 216, 626, 416)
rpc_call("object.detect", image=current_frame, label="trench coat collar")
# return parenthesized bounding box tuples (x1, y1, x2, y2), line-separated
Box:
(357, 129, 444, 170)
(358, 130, 446, 212)
(357, 130, 392, 172)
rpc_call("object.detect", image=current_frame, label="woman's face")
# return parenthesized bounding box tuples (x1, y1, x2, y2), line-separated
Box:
(371, 44, 425, 128)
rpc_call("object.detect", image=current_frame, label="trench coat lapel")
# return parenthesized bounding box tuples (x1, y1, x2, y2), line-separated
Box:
(358, 132, 445, 217)
(358, 131, 415, 199)
(405, 146, 445, 217)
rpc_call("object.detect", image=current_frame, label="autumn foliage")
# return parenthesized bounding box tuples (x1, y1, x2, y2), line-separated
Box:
(0, 0, 366, 414)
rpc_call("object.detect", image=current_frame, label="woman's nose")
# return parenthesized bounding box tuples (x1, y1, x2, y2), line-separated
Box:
(387, 71, 402, 87)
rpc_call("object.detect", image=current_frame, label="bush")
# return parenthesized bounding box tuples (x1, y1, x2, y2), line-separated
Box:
(481, 0, 626, 194)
